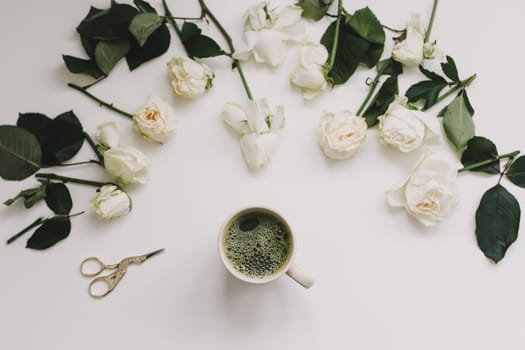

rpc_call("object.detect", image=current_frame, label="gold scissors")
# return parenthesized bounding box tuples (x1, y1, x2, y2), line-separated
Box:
(80, 248, 164, 298)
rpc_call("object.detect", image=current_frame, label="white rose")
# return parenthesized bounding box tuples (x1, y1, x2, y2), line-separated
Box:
(222, 98, 285, 169)
(386, 149, 459, 226)
(378, 96, 441, 152)
(291, 42, 328, 100)
(318, 111, 367, 160)
(103, 147, 149, 185)
(234, 4, 305, 66)
(94, 121, 119, 149)
(90, 184, 131, 220)
(133, 95, 176, 143)
(166, 56, 214, 98)
(392, 13, 425, 67)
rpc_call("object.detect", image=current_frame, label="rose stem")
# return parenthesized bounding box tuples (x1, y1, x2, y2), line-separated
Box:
(35, 173, 107, 188)
(67, 83, 134, 119)
(83, 132, 104, 165)
(457, 151, 520, 173)
(56, 160, 101, 167)
(424, 0, 439, 42)
(356, 63, 389, 116)
(423, 74, 477, 111)
(6, 217, 46, 245)
(198, 0, 254, 100)
(325, 0, 343, 74)
(162, 0, 193, 58)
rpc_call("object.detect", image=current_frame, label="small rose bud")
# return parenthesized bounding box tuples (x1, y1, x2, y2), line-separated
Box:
(90, 184, 131, 220)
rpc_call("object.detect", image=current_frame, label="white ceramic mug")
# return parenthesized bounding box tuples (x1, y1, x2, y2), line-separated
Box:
(218, 206, 314, 289)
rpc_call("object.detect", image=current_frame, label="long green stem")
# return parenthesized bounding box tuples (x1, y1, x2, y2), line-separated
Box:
(458, 151, 520, 173)
(424, 0, 439, 42)
(423, 73, 477, 111)
(6, 217, 46, 244)
(57, 160, 101, 167)
(356, 64, 389, 116)
(68, 83, 134, 119)
(35, 173, 107, 188)
(198, 0, 253, 100)
(162, 0, 192, 58)
(326, 0, 343, 73)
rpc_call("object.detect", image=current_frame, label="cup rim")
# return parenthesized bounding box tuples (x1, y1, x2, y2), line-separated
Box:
(218, 206, 295, 284)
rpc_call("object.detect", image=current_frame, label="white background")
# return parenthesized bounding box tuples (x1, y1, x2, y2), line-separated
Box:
(1, 0, 525, 349)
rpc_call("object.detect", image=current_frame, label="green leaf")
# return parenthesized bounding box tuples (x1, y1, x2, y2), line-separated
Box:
(95, 40, 131, 75)
(376, 58, 403, 76)
(297, 0, 334, 21)
(347, 7, 385, 44)
(476, 184, 520, 263)
(442, 92, 475, 151)
(507, 156, 525, 188)
(363, 75, 398, 127)
(4, 185, 46, 208)
(129, 13, 163, 46)
(134, 0, 157, 13)
(441, 55, 460, 82)
(26, 217, 71, 250)
(405, 80, 448, 110)
(77, 3, 139, 40)
(180, 22, 224, 58)
(44, 183, 72, 215)
(126, 24, 171, 70)
(17, 111, 85, 166)
(362, 42, 384, 68)
(0, 125, 41, 181)
(419, 65, 447, 83)
(460, 136, 500, 174)
(62, 55, 105, 79)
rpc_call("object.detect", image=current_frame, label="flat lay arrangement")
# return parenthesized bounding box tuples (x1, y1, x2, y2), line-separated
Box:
(1, 0, 525, 349)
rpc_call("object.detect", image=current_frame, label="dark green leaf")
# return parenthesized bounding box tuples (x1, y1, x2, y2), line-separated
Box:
(129, 13, 163, 46)
(45, 183, 72, 215)
(462, 90, 475, 116)
(297, 0, 334, 21)
(362, 42, 384, 68)
(507, 156, 525, 188)
(405, 80, 447, 110)
(0, 125, 41, 181)
(376, 58, 403, 76)
(26, 217, 71, 250)
(476, 184, 520, 263)
(419, 65, 447, 83)
(77, 3, 138, 40)
(134, 0, 157, 13)
(126, 24, 171, 70)
(62, 55, 105, 79)
(347, 7, 385, 44)
(17, 111, 85, 166)
(95, 40, 131, 75)
(321, 20, 369, 84)
(442, 92, 475, 151)
(441, 55, 460, 82)
(460, 136, 500, 174)
(180, 22, 224, 58)
(4, 185, 46, 208)
(363, 75, 398, 127)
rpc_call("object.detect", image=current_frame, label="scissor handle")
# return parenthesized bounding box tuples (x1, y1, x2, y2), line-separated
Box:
(80, 257, 118, 277)
(88, 267, 127, 298)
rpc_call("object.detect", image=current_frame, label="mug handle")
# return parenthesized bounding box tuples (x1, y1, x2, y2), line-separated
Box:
(286, 263, 314, 289)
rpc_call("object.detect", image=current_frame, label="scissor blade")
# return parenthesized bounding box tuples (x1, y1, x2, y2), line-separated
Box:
(144, 248, 165, 260)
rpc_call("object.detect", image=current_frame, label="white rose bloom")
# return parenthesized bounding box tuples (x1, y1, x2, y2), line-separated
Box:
(166, 56, 214, 98)
(234, 3, 306, 66)
(392, 13, 425, 67)
(94, 121, 119, 149)
(90, 184, 131, 220)
(387, 149, 459, 226)
(378, 96, 441, 152)
(291, 42, 328, 100)
(103, 147, 149, 185)
(222, 98, 285, 169)
(133, 95, 176, 143)
(318, 111, 367, 160)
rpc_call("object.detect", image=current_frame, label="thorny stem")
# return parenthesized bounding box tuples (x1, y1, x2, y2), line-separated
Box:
(423, 74, 477, 111)
(57, 160, 101, 167)
(162, 0, 192, 57)
(425, 0, 439, 42)
(68, 83, 134, 119)
(356, 64, 389, 116)
(35, 173, 108, 188)
(326, 0, 343, 73)
(458, 151, 520, 173)
(198, 0, 254, 100)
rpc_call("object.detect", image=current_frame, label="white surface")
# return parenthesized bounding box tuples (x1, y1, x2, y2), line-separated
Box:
(1, 0, 525, 349)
